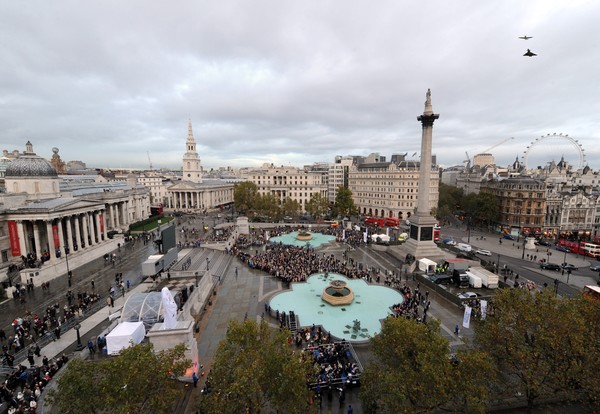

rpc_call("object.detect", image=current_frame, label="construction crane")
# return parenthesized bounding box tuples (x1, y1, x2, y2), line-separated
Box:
(147, 151, 153, 170)
(463, 151, 471, 169)
(479, 137, 515, 154)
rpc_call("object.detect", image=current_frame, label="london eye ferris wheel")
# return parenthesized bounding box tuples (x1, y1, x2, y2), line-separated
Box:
(522, 133, 586, 170)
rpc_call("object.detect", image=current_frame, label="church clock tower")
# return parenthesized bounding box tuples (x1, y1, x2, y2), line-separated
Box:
(182, 119, 202, 183)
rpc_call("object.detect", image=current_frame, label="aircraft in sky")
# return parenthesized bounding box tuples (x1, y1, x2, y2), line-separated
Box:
(518, 35, 533, 40)
(523, 49, 537, 57)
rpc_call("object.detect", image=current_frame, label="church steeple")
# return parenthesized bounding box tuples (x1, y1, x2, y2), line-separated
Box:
(182, 119, 202, 183)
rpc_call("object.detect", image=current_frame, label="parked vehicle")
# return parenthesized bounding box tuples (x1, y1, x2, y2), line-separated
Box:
(541, 263, 561, 271)
(590, 265, 600, 271)
(465, 266, 498, 289)
(430, 274, 453, 285)
(465, 271, 482, 288)
(457, 291, 480, 299)
(457, 243, 472, 252)
(452, 270, 470, 288)
(503, 234, 515, 240)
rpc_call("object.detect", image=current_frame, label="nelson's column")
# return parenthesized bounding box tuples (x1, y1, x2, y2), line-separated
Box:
(401, 89, 444, 262)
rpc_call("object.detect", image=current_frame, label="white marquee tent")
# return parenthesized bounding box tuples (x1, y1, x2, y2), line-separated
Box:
(105, 321, 145, 355)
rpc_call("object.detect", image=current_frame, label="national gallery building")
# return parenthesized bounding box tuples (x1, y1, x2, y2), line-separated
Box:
(0, 142, 150, 287)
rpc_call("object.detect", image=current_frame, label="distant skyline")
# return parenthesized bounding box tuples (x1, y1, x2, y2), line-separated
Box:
(1, 1, 599, 170)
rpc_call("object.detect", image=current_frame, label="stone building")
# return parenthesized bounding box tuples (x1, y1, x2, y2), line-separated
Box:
(243, 163, 328, 212)
(164, 120, 234, 212)
(348, 157, 439, 221)
(0, 142, 150, 286)
(480, 176, 547, 237)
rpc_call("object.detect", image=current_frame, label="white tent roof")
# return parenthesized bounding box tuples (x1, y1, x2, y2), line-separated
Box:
(105, 321, 145, 355)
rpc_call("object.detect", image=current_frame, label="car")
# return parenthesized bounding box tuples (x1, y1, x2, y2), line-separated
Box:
(475, 249, 492, 256)
(503, 234, 515, 240)
(561, 263, 578, 271)
(540, 263, 561, 271)
(442, 239, 457, 246)
(590, 265, 600, 271)
(555, 246, 570, 253)
(457, 292, 480, 299)
(537, 240, 552, 247)
(429, 274, 453, 285)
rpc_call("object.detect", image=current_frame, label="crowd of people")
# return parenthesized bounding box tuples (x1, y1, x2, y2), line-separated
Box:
(238, 244, 371, 284)
(304, 341, 361, 391)
(0, 354, 70, 413)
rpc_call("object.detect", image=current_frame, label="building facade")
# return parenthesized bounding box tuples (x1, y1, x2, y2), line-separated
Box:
(349, 158, 439, 220)
(0, 142, 150, 286)
(165, 121, 234, 212)
(243, 163, 328, 212)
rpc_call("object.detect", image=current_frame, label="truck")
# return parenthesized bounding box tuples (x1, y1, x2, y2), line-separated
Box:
(142, 247, 178, 277)
(466, 266, 498, 289)
(452, 269, 470, 288)
(465, 270, 483, 288)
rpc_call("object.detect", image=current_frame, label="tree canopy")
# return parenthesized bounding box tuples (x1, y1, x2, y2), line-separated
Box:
(475, 288, 600, 412)
(200, 319, 317, 414)
(46, 343, 190, 414)
(234, 181, 259, 213)
(334, 186, 356, 218)
(305, 193, 329, 219)
(360, 317, 492, 413)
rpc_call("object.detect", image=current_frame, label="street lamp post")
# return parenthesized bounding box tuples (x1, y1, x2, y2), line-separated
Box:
(521, 239, 526, 260)
(195, 271, 199, 288)
(496, 254, 501, 274)
(74, 323, 83, 351)
(206, 258, 209, 272)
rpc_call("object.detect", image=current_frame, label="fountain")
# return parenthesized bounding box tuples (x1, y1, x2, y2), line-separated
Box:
(269, 231, 336, 248)
(269, 274, 405, 342)
(322, 279, 354, 306)
(295, 231, 313, 241)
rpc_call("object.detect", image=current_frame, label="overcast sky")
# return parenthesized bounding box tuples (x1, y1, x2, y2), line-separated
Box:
(1, 1, 599, 171)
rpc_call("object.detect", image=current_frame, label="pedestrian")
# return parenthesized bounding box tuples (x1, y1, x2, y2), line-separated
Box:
(27, 347, 35, 366)
(91, 280, 95, 290)
(454, 324, 459, 335)
(192, 371, 198, 388)
(87, 339, 95, 354)
(347, 404, 353, 414)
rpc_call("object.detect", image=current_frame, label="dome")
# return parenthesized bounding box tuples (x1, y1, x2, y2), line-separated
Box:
(5, 155, 58, 178)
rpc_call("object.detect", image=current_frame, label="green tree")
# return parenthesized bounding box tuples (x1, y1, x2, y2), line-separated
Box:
(437, 183, 463, 222)
(474, 191, 499, 227)
(360, 317, 459, 413)
(305, 193, 329, 219)
(47, 343, 190, 414)
(234, 181, 259, 213)
(282, 197, 301, 218)
(334, 186, 356, 218)
(255, 193, 281, 221)
(201, 319, 316, 414)
(474, 288, 598, 413)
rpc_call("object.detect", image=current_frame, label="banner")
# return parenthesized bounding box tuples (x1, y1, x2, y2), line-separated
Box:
(8, 221, 20, 257)
(99, 212, 104, 233)
(480, 300, 488, 320)
(52, 225, 60, 248)
(462, 305, 472, 329)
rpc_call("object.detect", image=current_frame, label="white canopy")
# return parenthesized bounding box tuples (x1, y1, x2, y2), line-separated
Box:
(105, 321, 145, 355)
(370, 234, 390, 242)
(418, 258, 437, 274)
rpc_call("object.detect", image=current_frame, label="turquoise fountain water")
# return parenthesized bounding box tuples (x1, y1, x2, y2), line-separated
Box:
(269, 273, 405, 342)
(269, 231, 336, 248)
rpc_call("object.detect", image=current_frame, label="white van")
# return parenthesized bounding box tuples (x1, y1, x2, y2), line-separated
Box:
(457, 243, 472, 252)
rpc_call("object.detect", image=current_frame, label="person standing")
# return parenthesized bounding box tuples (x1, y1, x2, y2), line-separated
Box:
(347, 405, 353, 414)
(192, 371, 198, 388)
